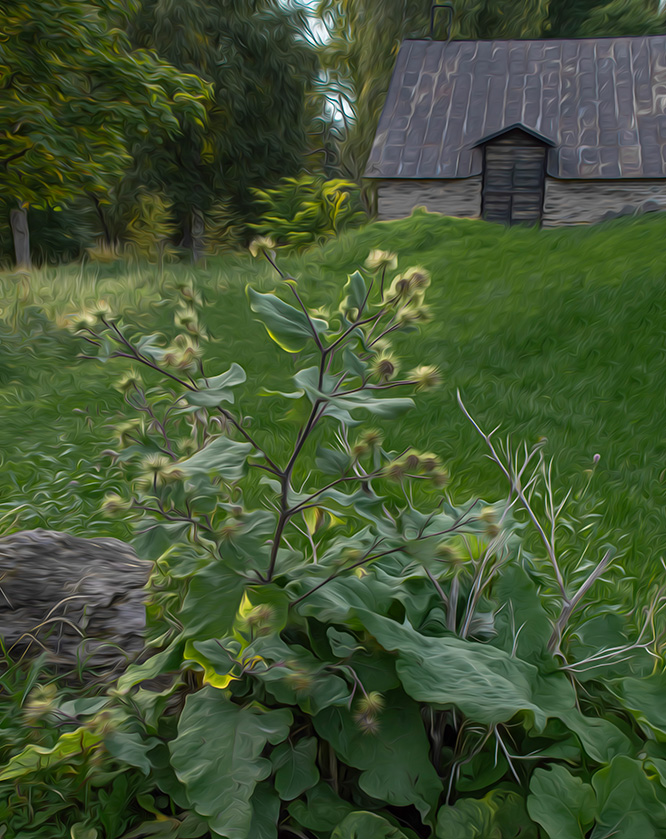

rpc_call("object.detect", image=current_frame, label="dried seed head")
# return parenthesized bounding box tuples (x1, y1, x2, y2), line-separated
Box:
(115, 368, 142, 394)
(403, 266, 431, 291)
(365, 249, 398, 272)
(359, 428, 383, 450)
(139, 454, 178, 489)
(249, 235, 276, 257)
(68, 310, 97, 333)
(430, 467, 449, 488)
(177, 437, 199, 456)
(371, 352, 399, 382)
(285, 667, 313, 692)
(410, 365, 442, 391)
(101, 493, 132, 516)
(116, 419, 143, 447)
(353, 711, 381, 735)
(435, 541, 465, 563)
(356, 691, 385, 715)
(220, 519, 242, 540)
(383, 461, 407, 482)
(402, 450, 421, 471)
(420, 453, 439, 472)
(388, 275, 413, 300)
(479, 506, 496, 524)
(23, 684, 58, 723)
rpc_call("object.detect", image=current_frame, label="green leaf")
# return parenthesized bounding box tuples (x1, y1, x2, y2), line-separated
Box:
(179, 560, 245, 640)
(271, 737, 320, 800)
(527, 764, 595, 838)
(104, 729, 159, 775)
(186, 363, 247, 407)
(331, 811, 409, 838)
(248, 287, 328, 353)
(116, 640, 185, 694)
(179, 435, 254, 482)
(0, 728, 102, 781)
(436, 790, 534, 839)
(313, 689, 442, 818)
(327, 627, 363, 658)
(169, 687, 292, 839)
(436, 796, 499, 839)
(359, 612, 549, 727)
(592, 756, 666, 838)
(359, 611, 631, 762)
(618, 671, 666, 735)
(288, 783, 356, 833)
(133, 520, 190, 562)
(491, 563, 552, 660)
(293, 366, 414, 426)
(248, 782, 280, 839)
(340, 270, 369, 318)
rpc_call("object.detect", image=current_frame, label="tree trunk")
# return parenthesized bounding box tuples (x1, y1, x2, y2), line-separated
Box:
(191, 208, 205, 264)
(180, 208, 205, 264)
(10, 206, 30, 268)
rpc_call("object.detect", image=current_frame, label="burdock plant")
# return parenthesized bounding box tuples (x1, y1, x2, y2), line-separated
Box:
(64, 246, 666, 839)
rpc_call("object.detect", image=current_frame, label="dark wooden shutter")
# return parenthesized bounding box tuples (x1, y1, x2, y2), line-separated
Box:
(481, 130, 547, 226)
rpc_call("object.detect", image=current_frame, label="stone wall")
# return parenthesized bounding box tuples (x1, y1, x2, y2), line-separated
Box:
(374, 176, 666, 226)
(376, 178, 482, 221)
(542, 179, 666, 226)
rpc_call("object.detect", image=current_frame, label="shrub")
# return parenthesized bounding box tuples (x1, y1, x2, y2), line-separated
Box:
(61, 243, 666, 838)
(250, 175, 367, 249)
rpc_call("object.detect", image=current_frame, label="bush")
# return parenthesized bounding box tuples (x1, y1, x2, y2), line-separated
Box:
(250, 175, 367, 249)
(53, 243, 666, 838)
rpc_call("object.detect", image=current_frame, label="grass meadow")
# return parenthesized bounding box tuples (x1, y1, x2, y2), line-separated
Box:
(3, 209, 665, 606)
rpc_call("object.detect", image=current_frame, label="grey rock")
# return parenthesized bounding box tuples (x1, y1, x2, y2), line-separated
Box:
(0, 530, 151, 681)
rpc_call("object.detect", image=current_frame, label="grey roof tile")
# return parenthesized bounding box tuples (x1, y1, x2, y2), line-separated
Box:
(365, 36, 666, 179)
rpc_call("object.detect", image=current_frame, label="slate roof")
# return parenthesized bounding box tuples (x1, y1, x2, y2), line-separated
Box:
(364, 36, 666, 180)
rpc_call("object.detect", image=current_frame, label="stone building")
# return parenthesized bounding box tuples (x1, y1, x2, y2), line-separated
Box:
(365, 36, 666, 226)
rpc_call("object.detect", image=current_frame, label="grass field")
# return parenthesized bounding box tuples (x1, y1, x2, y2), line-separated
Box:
(2, 210, 665, 600)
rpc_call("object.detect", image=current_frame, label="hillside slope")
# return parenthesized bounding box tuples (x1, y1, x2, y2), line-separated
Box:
(1, 211, 664, 592)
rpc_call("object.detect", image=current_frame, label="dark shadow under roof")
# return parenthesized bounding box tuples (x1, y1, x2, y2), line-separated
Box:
(364, 36, 666, 180)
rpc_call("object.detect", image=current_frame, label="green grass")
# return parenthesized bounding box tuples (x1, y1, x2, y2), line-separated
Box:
(2, 210, 665, 595)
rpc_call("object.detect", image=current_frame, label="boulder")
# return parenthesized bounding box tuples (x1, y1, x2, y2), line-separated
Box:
(0, 529, 151, 681)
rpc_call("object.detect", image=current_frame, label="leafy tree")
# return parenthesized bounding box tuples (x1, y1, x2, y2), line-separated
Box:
(125, 0, 319, 255)
(0, 0, 207, 268)
(547, 0, 664, 36)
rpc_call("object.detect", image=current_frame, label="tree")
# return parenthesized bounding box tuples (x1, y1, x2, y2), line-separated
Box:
(125, 0, 319, 254)
(0, 0, 207, 268)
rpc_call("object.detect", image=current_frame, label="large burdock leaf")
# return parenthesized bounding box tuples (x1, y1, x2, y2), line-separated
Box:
(359, 611, 546, 727)
(331, 811, 409, 838)
(436, 790, 534, 839)
(617, 671, 666, 735)
(313, 689, 442, 819)
(271, 737, 320, 800)
(591, 756, 666, 838)
(247, 287, 328, 353)
(170, 688, 292, 838)
(358, 611, 630, 762)
(527, 764, 595, 838)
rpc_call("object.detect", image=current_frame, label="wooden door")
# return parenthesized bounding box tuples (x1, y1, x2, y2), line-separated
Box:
(481, 130, 547, 226)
